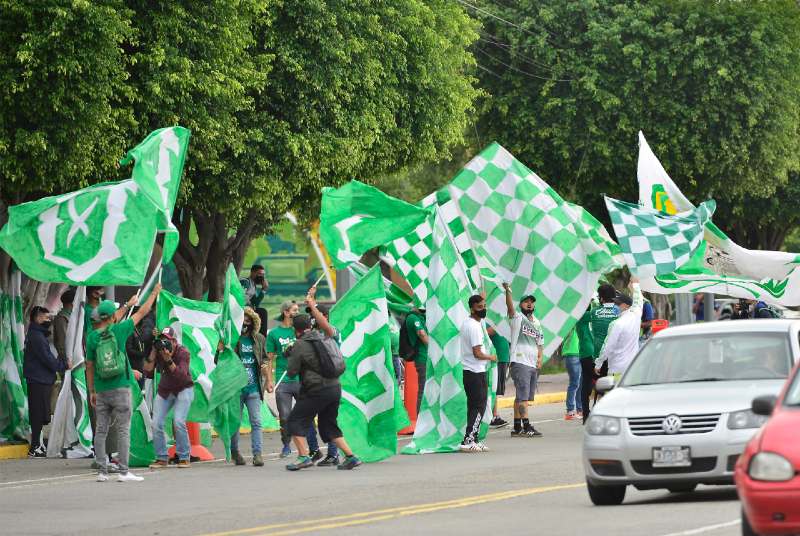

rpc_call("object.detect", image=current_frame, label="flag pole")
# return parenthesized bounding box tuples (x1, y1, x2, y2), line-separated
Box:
(273, 370, 288, 390)
(311, 271, 326, 289)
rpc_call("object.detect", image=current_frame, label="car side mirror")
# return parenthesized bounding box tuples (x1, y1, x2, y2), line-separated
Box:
(596, 376, 615, 393)
(751, 395, 777, 416)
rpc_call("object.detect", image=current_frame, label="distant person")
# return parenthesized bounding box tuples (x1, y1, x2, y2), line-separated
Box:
(240, 264, 269, 336)
(640, 296, 654, 343)
(404, 307, 429, 413)
(23, 306, 68, 457)
(579, 284, 619, 424)
(732, 299, 777, 319)
(561, 328, 582, 421)
(268, 300, 301, 458)
(459, 295, 496, 452)
(84, 286, 105, 338)
(125, 309, 155, 390)
(595, 277, 643, 382)
(52, 288, 75, 411)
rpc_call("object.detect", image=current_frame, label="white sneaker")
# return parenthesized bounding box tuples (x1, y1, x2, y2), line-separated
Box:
(459, 442, 481, 453)
(96, 473, 109, 482)
(476, 442, 490, 452)
(117, 472, 144, 482)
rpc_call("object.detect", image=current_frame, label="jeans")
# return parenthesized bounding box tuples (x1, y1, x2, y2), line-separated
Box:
(231, 391, 262, 455)
(153, 387, 194, 462)
(94, 387, 132, 474)
(564, 357, 582, 413)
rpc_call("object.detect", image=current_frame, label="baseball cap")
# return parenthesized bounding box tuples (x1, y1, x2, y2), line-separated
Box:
(614, 292, 633, 306)
(519, 295, 536, 305)
(159, 327, 177, 340)
(95, 300, 117, 319)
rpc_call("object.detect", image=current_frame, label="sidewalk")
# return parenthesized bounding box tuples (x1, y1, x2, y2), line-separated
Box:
(497, 371, 569, 409)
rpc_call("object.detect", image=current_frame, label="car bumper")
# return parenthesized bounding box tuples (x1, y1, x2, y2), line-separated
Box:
(736, 471, 800, 535)
(583, 426, 756, 489)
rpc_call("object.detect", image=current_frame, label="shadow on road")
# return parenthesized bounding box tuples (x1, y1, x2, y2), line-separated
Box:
(624, 486, 739, 506)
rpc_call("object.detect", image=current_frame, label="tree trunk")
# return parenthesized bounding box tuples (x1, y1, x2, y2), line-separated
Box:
(172, 209, 215, 299)
(206, 211, 259, 302)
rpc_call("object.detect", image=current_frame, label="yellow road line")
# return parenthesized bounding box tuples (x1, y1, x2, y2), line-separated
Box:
(203, 483, 584, 536)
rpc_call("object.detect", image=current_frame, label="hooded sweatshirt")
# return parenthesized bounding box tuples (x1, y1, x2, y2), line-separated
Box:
(24, 323, 66, 385)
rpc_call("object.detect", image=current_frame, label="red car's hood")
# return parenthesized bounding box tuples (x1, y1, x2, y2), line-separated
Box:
(758, 407, 800, 468)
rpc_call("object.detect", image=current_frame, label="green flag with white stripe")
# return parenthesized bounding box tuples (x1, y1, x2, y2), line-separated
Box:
(332, 264, 408, 462)
(0, 273, 28, 442)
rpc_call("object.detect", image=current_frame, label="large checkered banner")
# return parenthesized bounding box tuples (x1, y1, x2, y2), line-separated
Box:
(433, 143, 621, 359)
(605, 196, 715, 278)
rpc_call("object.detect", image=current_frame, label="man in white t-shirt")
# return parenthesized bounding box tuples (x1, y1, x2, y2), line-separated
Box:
(459, 295, 497, 452)
(503, 283, 544, 437)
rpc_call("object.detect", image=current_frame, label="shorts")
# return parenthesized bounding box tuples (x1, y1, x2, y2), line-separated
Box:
(496, 362, 509, 396)
(510, 362, 538, 402)
(287, 385, 343, 443)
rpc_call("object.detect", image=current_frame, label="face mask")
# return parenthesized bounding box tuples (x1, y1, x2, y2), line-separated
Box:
(476, 309, 487, 319)
(242, 324, 252, 334)
(41, 321, 52, 329)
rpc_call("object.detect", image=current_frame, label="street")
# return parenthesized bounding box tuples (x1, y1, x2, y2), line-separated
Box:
(0, 403, 741, 536)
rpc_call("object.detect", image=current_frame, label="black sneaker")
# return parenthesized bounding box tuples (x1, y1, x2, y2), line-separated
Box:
(28, 446, 46, 458)
(490, 417, 509, 429)
(310, 449, 323, 462)
(317, 455, 339, 467)
(337, 455, 362, 470)
(510, 428, 525, 437)
(524, 426, 543, 438)
(286, 456, 314, 471)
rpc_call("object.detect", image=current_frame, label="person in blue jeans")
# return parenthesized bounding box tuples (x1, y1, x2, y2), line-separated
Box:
(230, 307, 269, 467)
(144, 328, 195, 468)
(562, 328, 583, 420)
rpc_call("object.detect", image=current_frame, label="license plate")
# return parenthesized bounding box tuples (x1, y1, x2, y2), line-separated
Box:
(652, 446, 691, 467)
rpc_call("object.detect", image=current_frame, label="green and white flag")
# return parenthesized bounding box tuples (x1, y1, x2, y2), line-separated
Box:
(605, 196, 715, 278)
(347, 261, 415, 315)
(120, 127, 190, 263)
(0, 271, 28, 442)
(403, 208, 472, 454)
(219, 264, 246, 348)
(638, 132, 800, 304)
(331, 264, 408, 462)
(129, 376, 156, 467)
(320, 180, 432, 269)
(157, 291, 224, 422)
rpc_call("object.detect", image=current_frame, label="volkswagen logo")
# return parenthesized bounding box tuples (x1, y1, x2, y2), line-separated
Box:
(662, 414, 683, 434)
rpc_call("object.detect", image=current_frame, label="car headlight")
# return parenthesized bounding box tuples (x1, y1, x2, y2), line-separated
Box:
(586, 415, 621, 435)
(748, 452, 796, 482)
(727, 409, 769, 430)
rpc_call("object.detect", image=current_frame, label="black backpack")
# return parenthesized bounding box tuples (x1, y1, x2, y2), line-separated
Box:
(398, 316, 417, 362)
(308, 336, 346, 379)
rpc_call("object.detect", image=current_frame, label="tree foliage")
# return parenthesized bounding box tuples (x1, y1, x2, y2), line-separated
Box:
(473, 0, 800, 249)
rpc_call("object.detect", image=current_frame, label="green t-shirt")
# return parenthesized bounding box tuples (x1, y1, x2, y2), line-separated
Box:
(239, 335, 259, 395)
(405, 312, 428, 366)
(85, 319, 135, 393)
(575, 312, 595, 358)
(489, 332, 510, 363)
(84, 302, 96, 337)
(267, 325, 297, 383)
(582, 303, 619, 358)
(562, 328, 580, 357)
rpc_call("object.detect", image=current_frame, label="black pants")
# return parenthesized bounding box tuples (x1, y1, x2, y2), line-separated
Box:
(581, 358, 608, 423)
(496, 362, 509, 396)
(27, 382, 53, 449)
(415, 359, 426, 414)
(463, 370, 487, 444)
(288, 385, 343, 443)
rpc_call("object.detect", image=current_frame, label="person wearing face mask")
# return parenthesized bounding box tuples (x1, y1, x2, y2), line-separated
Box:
(228, 307, 269, 466)
(459, 295, 497, 452)
(84, 286, 105, 339)
(503, 283, 544, 438)
(268, 300, 300, 458)
(23, 306, 69, 457)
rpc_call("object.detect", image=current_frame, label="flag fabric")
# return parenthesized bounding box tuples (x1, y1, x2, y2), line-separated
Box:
(605, 196, 716, 277)
(119, 127, 190, 263)
(218, 264, 246, 348)
(128, 376, 156, 467)
(156, 291, 224, 422)
(0, 271, 28, 442)
(403, 208, 472, 454)
(47, 286, 94, 458)
(320, 180, 432, 269)
(331, 264, 408, 462)
(347, 261, 415, 315)
(638, 132, 800, 304)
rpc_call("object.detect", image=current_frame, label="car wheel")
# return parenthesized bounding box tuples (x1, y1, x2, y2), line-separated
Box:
(741, 509, 758, 536)
(586, 480, 626, 506)
(667, 484, 697, 493)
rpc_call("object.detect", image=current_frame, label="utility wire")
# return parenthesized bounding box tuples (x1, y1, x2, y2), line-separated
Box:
(476, 47, 573, 82)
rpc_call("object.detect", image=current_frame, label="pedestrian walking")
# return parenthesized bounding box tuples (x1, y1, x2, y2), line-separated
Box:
(459, 295, 496, 452)
(85, 284, 160, 482)
(502, 284, 543, 438)
(561, 328, 582, 420)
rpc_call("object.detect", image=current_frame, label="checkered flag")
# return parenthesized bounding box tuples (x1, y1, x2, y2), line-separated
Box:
(605, 196, 715, 278)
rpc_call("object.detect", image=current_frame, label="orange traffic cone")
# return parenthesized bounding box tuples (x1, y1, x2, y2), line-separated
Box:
(399, 361, 418, 435)
(167, 421, 215, 461)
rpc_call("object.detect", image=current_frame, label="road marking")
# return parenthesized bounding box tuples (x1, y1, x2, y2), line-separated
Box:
(658, 520, 740, 536)
(0, 473, 96, 486)
(202, 483, 585, 536)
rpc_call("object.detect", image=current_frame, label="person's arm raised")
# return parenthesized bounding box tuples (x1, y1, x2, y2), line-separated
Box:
(132, 283, 162, 326)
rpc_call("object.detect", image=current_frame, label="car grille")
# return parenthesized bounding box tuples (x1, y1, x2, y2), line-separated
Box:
(627, 413, 721, 436)
(631, 457, 717, 475)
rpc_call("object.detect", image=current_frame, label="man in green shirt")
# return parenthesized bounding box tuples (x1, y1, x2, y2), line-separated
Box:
(405, 308, 428, 413)
(579, 284, 619, 424)
(85, 283, 160, 482)
(268, 300, 300, 458)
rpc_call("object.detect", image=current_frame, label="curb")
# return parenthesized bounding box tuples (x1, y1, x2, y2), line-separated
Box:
(0, 444, 29, 460)
(497, 392, 566, 409)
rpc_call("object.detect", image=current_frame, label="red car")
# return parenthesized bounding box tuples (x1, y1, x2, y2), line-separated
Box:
(735, 360, 800, 536)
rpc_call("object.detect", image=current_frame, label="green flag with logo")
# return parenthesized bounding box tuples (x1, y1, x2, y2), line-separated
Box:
(331, 264, 409, 462)
(320, 180, 432, 269)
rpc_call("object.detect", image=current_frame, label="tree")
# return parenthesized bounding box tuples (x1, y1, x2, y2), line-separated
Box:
(0, 1, 134, 287)
(472, 0, 800, 248)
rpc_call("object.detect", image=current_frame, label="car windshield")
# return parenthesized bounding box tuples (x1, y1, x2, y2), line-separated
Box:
(620, 332, 792, 387)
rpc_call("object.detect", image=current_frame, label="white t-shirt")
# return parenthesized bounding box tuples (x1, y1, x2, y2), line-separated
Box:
(460, 317, 488, 373)
(510, 312, 544, 368)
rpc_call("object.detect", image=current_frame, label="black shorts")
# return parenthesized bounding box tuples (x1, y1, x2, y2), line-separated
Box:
(287, 385, 343, 443)
(496, 362, 509, 396)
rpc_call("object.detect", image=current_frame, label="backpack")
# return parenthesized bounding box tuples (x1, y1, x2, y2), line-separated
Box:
(755, 303, 782, 319)
(398, 316, 418, 362)
(94, 328, 127, 380)
(309, 336, 346, 379)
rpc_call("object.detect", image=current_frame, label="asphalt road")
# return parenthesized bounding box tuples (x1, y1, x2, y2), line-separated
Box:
(0, 403, 742, 536)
